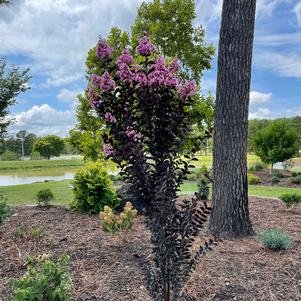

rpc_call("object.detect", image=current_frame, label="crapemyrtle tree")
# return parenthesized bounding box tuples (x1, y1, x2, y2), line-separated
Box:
(88, 35, 217, 301)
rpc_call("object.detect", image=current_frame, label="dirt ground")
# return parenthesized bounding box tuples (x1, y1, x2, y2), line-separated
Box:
(0, 198, 300, 301)
(253, 169, 301, 188)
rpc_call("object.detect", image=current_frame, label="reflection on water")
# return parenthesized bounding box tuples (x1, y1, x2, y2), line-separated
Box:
(0, 172, 75, 186)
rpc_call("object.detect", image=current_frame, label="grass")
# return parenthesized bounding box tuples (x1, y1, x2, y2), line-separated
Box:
(0, 180, 74, 206)
(2, 179, 301, 206)
(180, 182, 301, 198)
(0, 159, 84, 171)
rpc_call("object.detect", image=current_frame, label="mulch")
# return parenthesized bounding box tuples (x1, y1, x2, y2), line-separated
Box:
(253, 169, 301, 188)
(0, 198, 300, 301)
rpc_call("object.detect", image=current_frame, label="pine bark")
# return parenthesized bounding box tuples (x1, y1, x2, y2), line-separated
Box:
(209, 0, 256, 238)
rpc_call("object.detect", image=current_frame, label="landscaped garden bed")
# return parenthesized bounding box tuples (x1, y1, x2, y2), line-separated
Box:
(1, 197, 300, 301)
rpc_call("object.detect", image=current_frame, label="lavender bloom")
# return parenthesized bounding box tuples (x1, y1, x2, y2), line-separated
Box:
(90, 74, 102, 87)
(87, 86, 101, 109)
(117, 49, 135, 66)
(103, 144, 114, 157)
(169, 57, 180, 73)
(177, 80, 197, 98)
(96, 39, 114, 59)
(135, 71, 148, 86)
(118, 63, 134, 83)
(136, 34, 154, 56)
(99, 72, 116, 93)
(148, 56, 178, 88)
(126, 127, 142, 141)
(104, 112, 117, 123)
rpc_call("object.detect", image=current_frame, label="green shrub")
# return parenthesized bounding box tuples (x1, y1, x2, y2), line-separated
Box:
(99, 202, 137, 235)
(279, 193, 301, 209)
(291, 175, 301, 184)
(36, 189, 54, 206)
(195, 176, 210, 200)
(291, 171, 301, 177)
(10, 252, 73, 301)
(71, 162, 119, 214)
(0, 194, 11, 224)
(0, 150, 20, 161)
(30, 151, 43, 160)
(247, 173, 261, 185)
(272, 170, 283, 178)
(248, 161, 266, 172)
(257, 229, 293, 250)
(270, 174, 280, 184)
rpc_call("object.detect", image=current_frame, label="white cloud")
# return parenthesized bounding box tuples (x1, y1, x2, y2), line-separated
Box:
(57, 88, 81, 104)
(250, 91, 272, 104)
(293, 1, 301, 26)
(10, 104, 76, 137)
(256, 52, 301, 78)
(0, 0, 144, 87)
(249, 108, 272, 119)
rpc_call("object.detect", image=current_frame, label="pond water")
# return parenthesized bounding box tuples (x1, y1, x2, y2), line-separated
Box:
(0, 172, 76, 186)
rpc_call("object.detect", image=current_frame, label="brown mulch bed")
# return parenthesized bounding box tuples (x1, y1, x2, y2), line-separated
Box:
(253, 168, 301, 188)
(0, 198, 300, 301)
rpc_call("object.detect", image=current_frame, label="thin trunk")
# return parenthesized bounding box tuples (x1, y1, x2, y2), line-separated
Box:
(270, 163, 273, 174)
(209, 0, 256, 238)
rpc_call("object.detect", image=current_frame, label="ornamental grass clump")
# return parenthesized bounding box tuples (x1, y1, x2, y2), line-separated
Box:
(88, 34, 217, 301)
(257, 229, 293, 250)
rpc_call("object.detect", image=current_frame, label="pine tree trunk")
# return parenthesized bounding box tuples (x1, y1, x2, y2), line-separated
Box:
(209, 0, 256, 238)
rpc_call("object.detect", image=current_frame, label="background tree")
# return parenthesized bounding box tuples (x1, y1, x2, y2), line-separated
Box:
(209, 0, 256, 238)
(33, 135, 64, 160)
(252, 120, 299, 173)
(0, 59, 30, 138)
(0, 0, 9, 5)
(70, 0, 215, 160)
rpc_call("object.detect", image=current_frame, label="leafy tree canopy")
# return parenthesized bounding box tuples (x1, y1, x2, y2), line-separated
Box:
(252, 120, 299, 168)
(33, 135, 65, 160)
(0, 59, 30, 138)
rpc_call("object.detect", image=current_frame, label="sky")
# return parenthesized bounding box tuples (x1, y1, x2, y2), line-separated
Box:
(0, 0, 301, 137)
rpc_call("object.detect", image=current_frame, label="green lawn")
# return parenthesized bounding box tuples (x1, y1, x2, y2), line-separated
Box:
(0, 159, 84, 171)
(2, 179, 301, 206)
(180, 182, 301, 198)
(0, 180, 74, 206)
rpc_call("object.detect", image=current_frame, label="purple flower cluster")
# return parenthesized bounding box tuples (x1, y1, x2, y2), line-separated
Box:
(87, 86, 101, 109)
(103, 144, 114, 157)
(104, 112, 116, 123)
(177, 80, 197, 98)
(96, 39, 114, 59)
(126, 126, 142, 142)
(148, 56, 178, 87)
(116, 49, 135, 66)
(169, 57, 180, 74)
(118, 64, 134, 83)
(136, 34, 154, 56)
(91, 72, 115, 93)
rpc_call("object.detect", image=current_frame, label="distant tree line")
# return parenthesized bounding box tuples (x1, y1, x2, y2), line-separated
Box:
(0, 131, 78, 160)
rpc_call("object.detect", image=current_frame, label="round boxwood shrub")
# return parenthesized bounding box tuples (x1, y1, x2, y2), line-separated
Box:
(0, 194, 11, 224)
(291, 175, 301, 184)
(36, 189, 54, 207)
(247, 173, 261, 185)
(71, 162, 119, 214)
(257, 229, 293, 250)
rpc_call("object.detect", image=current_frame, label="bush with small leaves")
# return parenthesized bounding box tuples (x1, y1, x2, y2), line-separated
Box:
(291, 175, 301, 184)
(36, 189, 54, 207)
(273, 170, 283, 178)
(270, 174, 280, 184)
(30, 151, 43, 160)
(0, 150, 20, 161)
(279, 193, 301, 209)
(248, 161, 266, 172)
(0, 194, 11, 224)
(99, 202, 137, 235)
(257, 229, 293, 250)
(10, 252, 73, 301)
(248, 173, 261, 185)
(71, 162, 119, 214)
(291, 171, 301, 177)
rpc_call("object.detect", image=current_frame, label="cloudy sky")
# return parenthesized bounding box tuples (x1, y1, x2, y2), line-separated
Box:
(1, 0, 301, 136)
